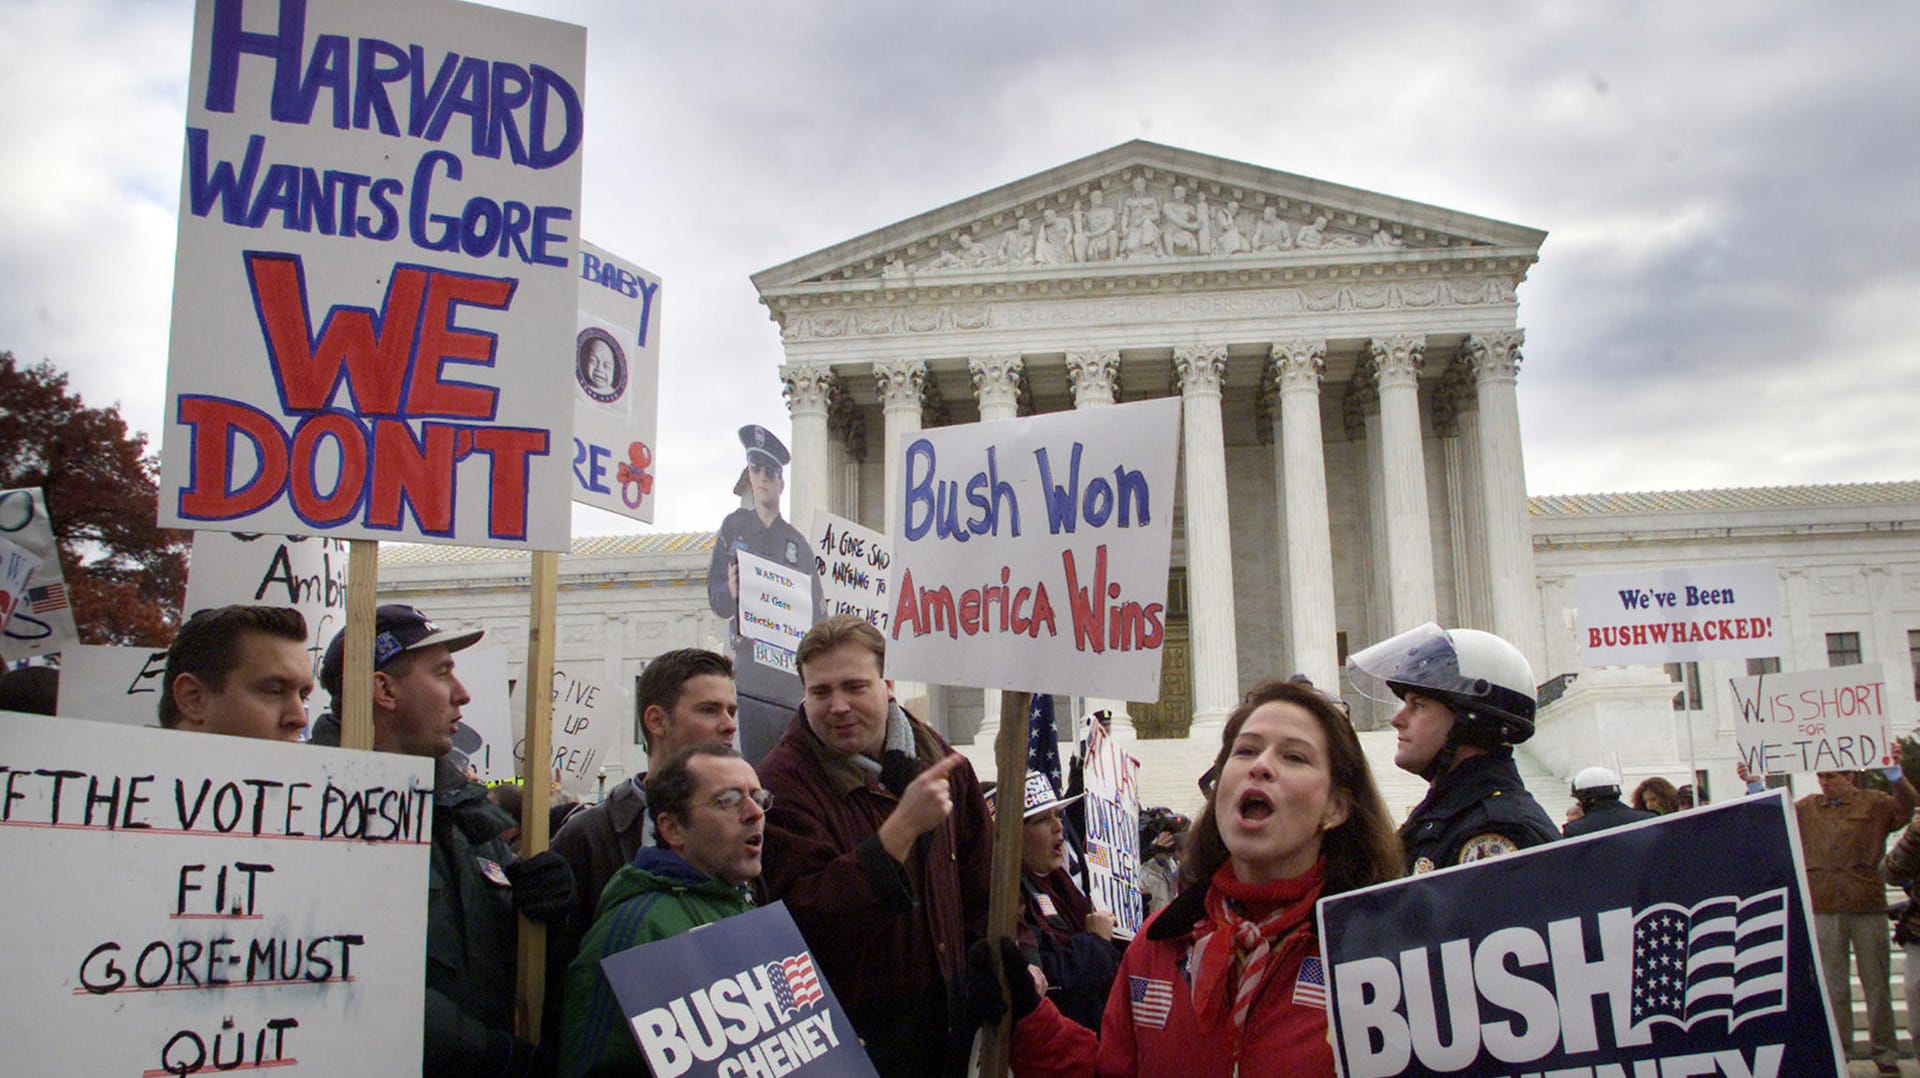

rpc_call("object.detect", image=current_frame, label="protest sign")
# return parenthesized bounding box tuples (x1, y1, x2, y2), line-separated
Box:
(0, 534, 40, 637)
(571, 241, 662, 521)
(453, 642, 514, 782)
(0, 486, 80, 660)
(1321, 791, 1841, 1078)
(599, 901, 878, 1078)
(883, 397, 1180, 699)
(1728, 662, 1893, 776)
(738, 549, 814, 654)
(54, 644, 172, 727)
(1078, 719, 1142, 938)
(156, 0, 586, 551)
(811, 510, 892, 632)
(184, 530, 349, 678)
(1576, 562, 1780, 666)
(0, 709, 432, 1075)
(509, 662, 622, 796)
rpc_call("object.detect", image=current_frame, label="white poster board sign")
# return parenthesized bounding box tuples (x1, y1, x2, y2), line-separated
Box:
(1728, 662, 1895, 776)
(0, 486, 80, 660)
(509, 663, 623, 797)
(737, 549, 813, 652)
(882, 397, 1180, 699)
(1576, 562, 1781, 666)
(811, 510, 893, 633)
(0, 710, 431, 1076)
(1079, 719, 1143, 939)
(157, 0, 586, 551)
(452, 642, 514, 783)
(184, 531, 349, 679)
(54, 644, 172, 727)
(570, 241, 662, 522)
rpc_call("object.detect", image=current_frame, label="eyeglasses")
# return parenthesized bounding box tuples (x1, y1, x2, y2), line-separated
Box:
(707, 788, 774, 814)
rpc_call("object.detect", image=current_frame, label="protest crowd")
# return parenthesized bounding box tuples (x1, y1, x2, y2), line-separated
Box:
(18, 588, 1910, 1078)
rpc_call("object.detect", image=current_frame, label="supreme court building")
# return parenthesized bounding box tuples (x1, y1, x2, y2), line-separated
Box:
(381, 142, 1920, 813)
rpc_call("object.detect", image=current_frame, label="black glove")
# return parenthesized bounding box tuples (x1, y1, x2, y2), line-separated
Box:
(503, 851, 573, 924)
(964, 937, 1040, 1027)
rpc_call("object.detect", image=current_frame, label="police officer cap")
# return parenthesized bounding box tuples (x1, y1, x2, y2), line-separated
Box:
(739, 425, 790, 470)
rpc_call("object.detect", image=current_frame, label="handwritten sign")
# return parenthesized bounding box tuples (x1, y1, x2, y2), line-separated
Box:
(54, 644, 172, 727)
(883, 397, 1180, 699)
(1321, 793, 1842, 1078)
(0, 534, 40, 637)
(1079, 719, 1142, 938)
(1728, 662, 1893, 775)
(509, 663, 621, 796)
(0, 709, 432, 1075)
(156, 0, 587, 551)
(184, 531, 349, 680)
(453, 643, 513, 782)
(600, 901, 878, 1078)
(1576, 562, 1780, 666)
(571, 241, 662, 521)
(0, 487, 80, 660)
(738, 549, 813, 654)
(811, 510, 892, 633)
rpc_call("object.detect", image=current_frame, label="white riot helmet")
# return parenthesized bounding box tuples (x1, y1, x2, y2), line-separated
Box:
(1571, 766, 1622, 805)
(1348, 623, 1539, 771)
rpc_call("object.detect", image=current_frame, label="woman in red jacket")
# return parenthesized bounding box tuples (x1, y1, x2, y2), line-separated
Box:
(1003, 679, 1402, 1076)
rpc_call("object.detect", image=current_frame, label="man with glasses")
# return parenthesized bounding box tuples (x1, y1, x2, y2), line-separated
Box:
(559, 742, 769, 1076)
(706, 424, 825, 762)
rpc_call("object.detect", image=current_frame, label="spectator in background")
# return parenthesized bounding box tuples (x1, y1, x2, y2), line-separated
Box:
(1631, 776, 1680, 815)
(1015, 772, 1120, 1032)
(1562, 767, 1657, 837)
(1139, 829, 1180, 918)
(160, 605, 312, 741)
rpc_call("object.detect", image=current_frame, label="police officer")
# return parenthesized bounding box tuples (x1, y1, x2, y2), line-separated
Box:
(1562, 766, 1657, 837)
(706, 424, 825, 761)
(1347, 622, 1559, 874)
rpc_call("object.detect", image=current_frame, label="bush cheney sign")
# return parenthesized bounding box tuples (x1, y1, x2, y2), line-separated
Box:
(883, 398, 1180, 700)
(1320, 793, 1841, 1078)
(158, 0, 586, 550)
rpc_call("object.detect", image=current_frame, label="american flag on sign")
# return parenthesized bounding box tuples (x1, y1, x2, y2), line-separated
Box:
(1130, 975, 1173, 1029)
(767, 952, 824, 1014)
(1291, 955, 1326, 1009)
(1085, 842, 1112, 870)
(1629, 888, 1788, 1034)
(28, 582, 67, 614)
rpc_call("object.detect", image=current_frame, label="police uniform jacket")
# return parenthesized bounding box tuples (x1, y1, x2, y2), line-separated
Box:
(1561, 798, 1657, 838)
(1401, 750, 1559, 875)
(706, 507, 824, 624)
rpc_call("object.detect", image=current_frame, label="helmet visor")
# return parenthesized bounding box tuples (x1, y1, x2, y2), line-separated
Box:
(1346, 622, 1475, 707)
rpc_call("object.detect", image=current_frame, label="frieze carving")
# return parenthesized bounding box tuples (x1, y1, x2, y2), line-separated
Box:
(853, 169, 1470, 280)
(778, 277, 1518, 342)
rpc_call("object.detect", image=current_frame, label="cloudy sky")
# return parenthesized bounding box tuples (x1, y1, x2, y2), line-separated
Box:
(4, 0, 1916, 539)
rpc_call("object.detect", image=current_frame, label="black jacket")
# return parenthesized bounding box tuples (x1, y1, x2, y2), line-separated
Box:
(1401, 751, 1559, 874)
(1562, 798, 1658, 838)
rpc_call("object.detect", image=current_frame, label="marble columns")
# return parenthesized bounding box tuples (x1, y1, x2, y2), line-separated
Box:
(1370, 335, 1438, 631)
(1065, 350, 1135, 738)
(1175, 345, 1239, 736)
(1271, 340, 1339, 689)
(778, 364, 834, 547)
(1466, 330, 1544, 670)
(874, 358, 928, 712)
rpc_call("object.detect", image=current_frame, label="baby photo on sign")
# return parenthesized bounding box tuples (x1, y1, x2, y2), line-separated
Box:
(576, 327, 628, 404)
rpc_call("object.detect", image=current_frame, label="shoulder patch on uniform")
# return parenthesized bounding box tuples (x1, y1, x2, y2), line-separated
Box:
(1410, 856, 1436, 875)
(1457, 833, 1520, 863)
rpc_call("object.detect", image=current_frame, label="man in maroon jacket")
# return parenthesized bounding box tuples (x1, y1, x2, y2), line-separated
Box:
(756, 615, 993, 1077)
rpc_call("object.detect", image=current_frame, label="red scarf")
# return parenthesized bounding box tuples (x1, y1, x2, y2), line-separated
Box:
(1186, 859, 1325, 1032)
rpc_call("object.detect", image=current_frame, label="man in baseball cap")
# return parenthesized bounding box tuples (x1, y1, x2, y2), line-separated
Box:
(312, 603, 572, 1077)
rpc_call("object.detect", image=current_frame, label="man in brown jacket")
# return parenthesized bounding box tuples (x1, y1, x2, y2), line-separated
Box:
(756, 615, 993, 1077)
(1792, 766, 1916, 1075)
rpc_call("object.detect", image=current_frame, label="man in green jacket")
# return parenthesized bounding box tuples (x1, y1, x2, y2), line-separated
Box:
(561, 742, 768, 1076)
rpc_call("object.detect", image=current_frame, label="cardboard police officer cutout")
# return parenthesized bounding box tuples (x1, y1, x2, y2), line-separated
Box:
(707, 425, 824, 762)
